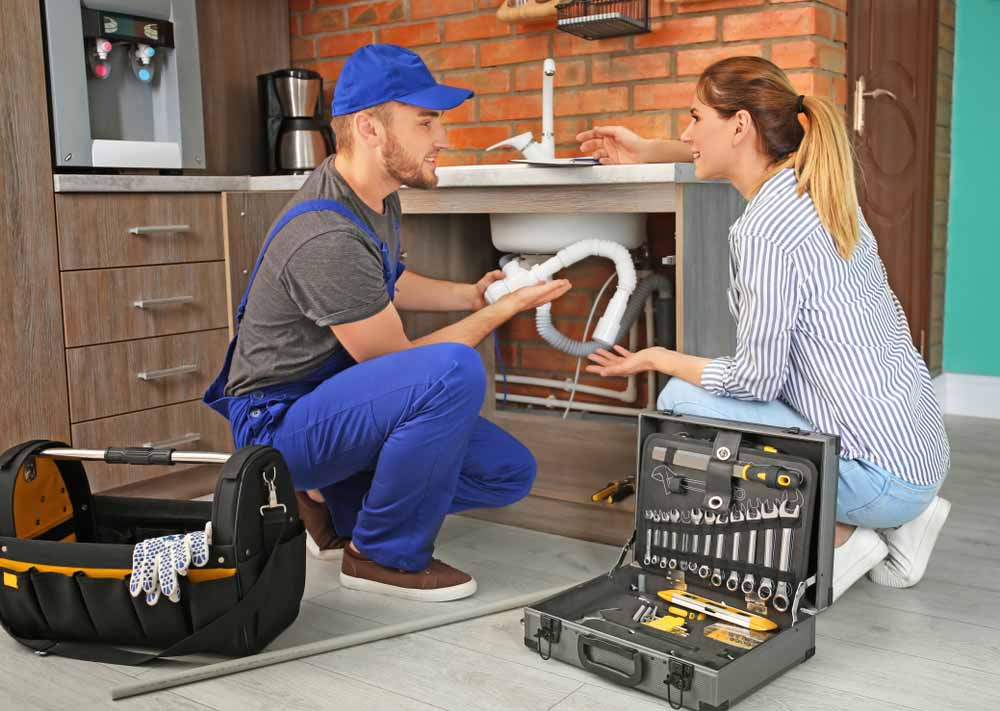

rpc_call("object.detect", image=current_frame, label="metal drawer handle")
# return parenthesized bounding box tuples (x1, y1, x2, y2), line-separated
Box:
(136, 363, 197, 381)
(142, 432, 201, 449)
(128, 224, 191, 236)
(133, 295, 195, 309)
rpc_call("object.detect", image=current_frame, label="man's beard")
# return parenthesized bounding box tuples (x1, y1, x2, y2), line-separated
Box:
(382, 132, 438, 189)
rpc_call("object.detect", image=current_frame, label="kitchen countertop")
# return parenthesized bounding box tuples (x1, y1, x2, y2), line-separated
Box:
(52, 162, 699, 193)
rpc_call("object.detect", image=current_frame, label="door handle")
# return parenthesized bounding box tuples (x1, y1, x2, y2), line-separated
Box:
(854, 75, 898, 135)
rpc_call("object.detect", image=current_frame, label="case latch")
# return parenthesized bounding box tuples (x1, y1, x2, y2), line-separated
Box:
(665, 659, 694, 710)
(534, 615, 562, 661)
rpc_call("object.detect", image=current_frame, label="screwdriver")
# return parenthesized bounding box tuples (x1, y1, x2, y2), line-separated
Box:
(734, 463, 802, 490)
(590, 476, 635, 503)
(664, 465, 801, 492)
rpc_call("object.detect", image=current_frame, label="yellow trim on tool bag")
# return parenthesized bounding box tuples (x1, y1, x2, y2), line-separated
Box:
(13, 456, 74, 540)
(0, 558, 235, 583)
(3, 571, 17, 589)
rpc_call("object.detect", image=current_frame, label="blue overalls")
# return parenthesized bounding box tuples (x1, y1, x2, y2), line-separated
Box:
(204, 198, 536, 572)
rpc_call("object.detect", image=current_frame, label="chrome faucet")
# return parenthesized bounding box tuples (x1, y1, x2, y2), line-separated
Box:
(486, 58, 555, 160)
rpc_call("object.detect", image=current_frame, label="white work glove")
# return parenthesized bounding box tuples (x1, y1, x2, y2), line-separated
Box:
(129, 522, 212, 605)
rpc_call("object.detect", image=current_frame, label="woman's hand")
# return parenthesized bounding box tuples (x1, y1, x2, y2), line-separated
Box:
(576, 126, 650, 165)
(586, 345, 667, 377)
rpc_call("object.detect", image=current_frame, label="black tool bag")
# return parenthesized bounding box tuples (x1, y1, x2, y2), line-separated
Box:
(0, 440, 305, 664)
(524, 411, 839, 710)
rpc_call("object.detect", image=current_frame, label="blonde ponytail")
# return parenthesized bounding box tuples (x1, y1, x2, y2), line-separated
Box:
(793, 96, 860, 258)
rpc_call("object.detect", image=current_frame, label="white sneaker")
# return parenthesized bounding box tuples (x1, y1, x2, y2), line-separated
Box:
(868, 496, 951, 589)
(832, 527, 887, 602)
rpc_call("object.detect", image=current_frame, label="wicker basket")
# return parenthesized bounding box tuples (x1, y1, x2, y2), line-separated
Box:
(556, 0, 650, 40)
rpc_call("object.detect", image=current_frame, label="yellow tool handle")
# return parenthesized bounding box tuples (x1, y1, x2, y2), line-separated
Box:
(737, 463, 802, 490)
(668, 605, 705, 621)
(590, 481, 620, 502)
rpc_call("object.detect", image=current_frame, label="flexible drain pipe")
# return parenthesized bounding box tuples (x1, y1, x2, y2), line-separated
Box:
(535, 271, 674, 357)
(486, 239, 637, 352)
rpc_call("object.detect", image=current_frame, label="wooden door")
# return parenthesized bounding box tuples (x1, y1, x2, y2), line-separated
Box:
(849, 0, 939, 361)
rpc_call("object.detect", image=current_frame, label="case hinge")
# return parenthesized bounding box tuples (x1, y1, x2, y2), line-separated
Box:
(533, 615, 562, 661)
(665, 659, 694, 710)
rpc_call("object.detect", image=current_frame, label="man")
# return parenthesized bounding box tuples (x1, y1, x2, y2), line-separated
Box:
(204, 44, 570, 602)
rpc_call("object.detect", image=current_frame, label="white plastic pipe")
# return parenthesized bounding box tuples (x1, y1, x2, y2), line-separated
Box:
(496, 392, 645, 417)
(541, 58, 555, 159)
(111, 583, 577, 700)
(497, 375, 635, 402)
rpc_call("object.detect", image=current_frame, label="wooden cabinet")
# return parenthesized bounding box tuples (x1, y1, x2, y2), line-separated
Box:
(0, 0, 289, 494)
(54, 193, 232, 492)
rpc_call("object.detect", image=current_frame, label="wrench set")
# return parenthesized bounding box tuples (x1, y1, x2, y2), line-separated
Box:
(641, 497, 801, 612)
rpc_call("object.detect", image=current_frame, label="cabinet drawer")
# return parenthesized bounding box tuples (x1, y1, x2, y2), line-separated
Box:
(71, 401, 233, 492)
(66, 329, 230, 423)
(61, 262, 228, 347)
(56, 193, 223, 270)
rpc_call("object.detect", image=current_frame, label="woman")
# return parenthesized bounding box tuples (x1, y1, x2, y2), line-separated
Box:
(578, 57, 950, 601)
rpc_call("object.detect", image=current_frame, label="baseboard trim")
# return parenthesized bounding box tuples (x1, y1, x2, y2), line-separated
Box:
(934, 373, 1000, 420)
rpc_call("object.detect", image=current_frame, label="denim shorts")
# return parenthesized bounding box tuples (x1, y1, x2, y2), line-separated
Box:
(658, 379, 940, 528)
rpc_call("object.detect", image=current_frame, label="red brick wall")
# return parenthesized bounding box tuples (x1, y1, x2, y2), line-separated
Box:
(289, 0, 848, 411)
(290, 0, 847, 165)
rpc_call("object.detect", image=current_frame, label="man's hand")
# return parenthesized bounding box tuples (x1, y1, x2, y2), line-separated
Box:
(576, 126, 649, 165)
(500, 279, 572, 315)
(470, 269, 505, 310)
(586, 345, 668, 377)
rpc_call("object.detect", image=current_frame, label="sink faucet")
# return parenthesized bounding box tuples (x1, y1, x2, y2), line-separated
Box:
(486, 58, 555, 160)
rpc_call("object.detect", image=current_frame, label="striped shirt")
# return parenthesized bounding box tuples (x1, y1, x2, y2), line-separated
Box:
(701, 168, 949, 486)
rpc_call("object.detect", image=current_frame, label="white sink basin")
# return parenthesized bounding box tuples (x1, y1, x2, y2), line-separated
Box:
(489, 213, 647, 254)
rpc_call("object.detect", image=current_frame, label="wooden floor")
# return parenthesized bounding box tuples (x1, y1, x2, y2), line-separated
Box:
(3, 414, 999, 710)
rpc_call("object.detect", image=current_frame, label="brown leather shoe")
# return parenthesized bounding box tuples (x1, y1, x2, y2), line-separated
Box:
(340, 545, 477, 602)
(294, 491, 349, 561)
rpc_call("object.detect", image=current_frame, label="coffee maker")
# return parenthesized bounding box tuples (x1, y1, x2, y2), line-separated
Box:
(259, 68, 335, 174)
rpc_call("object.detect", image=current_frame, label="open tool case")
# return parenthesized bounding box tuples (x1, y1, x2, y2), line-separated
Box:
(524, 411, 838, 710)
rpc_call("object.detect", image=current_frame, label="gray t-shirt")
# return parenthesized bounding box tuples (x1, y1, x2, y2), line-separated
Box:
(225, 157, 402, 396)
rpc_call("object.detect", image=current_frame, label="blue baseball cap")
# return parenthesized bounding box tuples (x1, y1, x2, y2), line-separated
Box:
(332, 44, 474, 117)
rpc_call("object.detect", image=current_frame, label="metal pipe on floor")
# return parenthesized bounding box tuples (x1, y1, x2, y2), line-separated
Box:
(110, 583, 576, 701)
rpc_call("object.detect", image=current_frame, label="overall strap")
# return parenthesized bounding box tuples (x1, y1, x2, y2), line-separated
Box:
(235, 198, 393, 324)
